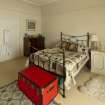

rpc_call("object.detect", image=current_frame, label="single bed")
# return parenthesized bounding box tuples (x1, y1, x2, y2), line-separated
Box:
(26, 32, 90, 97)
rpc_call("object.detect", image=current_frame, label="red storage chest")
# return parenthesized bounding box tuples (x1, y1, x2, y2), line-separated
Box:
(18, 66, 58, 105)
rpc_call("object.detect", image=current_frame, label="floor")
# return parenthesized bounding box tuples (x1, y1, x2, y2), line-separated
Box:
(0, 57, 104, 105)
(0, 57, 27, 87)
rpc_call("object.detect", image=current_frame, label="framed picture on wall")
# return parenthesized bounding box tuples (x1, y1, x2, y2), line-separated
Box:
(26, 19, 36, 31)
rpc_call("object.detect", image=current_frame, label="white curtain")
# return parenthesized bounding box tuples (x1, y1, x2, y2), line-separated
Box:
(0, 29, 4, 46)
(0, 29, 11, 57)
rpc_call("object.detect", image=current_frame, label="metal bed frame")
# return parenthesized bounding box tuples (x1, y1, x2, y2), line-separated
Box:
(29, 32, 90, 98)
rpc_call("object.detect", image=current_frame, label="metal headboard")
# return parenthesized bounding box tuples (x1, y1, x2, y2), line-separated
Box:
(60, 32, 90, 49)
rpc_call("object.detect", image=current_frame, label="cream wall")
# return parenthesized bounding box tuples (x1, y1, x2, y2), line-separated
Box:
(42, 0, 105, 48)
(0, 0, 41, 61)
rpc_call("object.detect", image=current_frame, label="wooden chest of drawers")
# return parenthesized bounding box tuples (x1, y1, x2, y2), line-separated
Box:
(24, 35, 45, 56)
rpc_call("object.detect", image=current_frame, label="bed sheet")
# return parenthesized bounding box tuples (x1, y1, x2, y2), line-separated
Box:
(27, 48, 89, 90)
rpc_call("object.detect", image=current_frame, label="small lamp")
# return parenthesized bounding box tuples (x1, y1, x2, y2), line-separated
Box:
(91, 35, 98, 50)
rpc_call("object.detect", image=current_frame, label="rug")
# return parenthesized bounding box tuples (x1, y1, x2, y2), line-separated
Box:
(0, 81, 60, 105)
(78, 75, 105, 103)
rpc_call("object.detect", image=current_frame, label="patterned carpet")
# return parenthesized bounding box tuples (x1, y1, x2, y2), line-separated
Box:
(78, 75, 105, 103)
(0, 81, 60, 105)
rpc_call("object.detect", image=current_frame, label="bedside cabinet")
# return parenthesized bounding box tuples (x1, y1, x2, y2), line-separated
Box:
(24, 35, 45, 57)
(91, 50, 105, 75)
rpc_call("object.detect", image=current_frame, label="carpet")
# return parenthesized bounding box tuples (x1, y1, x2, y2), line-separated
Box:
(78, 75, 105, 103)
(0, 81, 60, 105)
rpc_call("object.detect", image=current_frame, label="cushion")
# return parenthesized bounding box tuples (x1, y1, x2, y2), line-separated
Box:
(62, 41, 78, 52)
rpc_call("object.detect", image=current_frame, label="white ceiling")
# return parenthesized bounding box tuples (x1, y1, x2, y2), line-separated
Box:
(22, 0, 59, 6)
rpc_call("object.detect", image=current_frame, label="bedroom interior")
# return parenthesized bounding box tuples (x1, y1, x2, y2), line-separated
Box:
(0, 0, 105, 105)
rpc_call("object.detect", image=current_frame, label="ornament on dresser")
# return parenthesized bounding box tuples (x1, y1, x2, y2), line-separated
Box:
(95, 41, 105, 51)
(90, 34, 98, 50)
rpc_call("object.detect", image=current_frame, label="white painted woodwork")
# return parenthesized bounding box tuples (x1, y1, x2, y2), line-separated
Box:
(91, 50, 105, 75)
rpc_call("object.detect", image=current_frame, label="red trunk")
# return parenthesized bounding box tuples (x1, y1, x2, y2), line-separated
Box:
(18, 66, 58, 105)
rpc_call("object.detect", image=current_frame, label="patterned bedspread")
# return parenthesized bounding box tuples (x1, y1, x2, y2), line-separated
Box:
(28, 48, 89, 90)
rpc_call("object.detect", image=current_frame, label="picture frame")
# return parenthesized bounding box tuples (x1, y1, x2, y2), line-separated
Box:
(26, 19, 36, 31)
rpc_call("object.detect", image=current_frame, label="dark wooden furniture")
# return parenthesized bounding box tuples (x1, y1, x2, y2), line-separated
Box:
(24, 35, 45, 57)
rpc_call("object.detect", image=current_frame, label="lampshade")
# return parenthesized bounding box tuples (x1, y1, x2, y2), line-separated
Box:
(91, 35, 98, 42)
